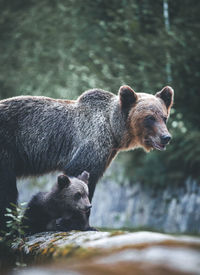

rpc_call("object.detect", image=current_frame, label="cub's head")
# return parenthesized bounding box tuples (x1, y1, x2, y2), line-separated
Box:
(119, 85, 174, 152)
(56, 171, 91, 213)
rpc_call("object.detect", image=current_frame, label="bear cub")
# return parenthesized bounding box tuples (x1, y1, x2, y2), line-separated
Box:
(22, 171, 92, 234)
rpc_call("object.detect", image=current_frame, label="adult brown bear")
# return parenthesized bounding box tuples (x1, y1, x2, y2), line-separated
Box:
(0, 85, 173, 229)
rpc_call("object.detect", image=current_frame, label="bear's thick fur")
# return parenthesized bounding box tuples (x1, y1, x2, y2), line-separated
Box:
(0, 85, 174, 229)
(22, 171, 92, 234)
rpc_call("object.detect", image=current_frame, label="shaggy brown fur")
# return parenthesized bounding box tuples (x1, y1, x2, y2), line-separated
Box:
(22, 171, 92, 234)
(0, 85, 174, 230)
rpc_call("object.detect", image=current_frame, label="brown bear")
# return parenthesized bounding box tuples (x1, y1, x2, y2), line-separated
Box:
(0, 85, 174, 230)
(22, 171, 93, 234)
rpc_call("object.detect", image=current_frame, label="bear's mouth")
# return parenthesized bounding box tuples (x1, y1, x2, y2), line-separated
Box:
(144, 139, 166, 151)
(151, 141, 166, 151)
(78, 208, 90, 213)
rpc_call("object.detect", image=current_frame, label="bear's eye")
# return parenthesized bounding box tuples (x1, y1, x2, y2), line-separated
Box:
(163, 117, 167, 124)
(144, 115, 156, 127)
(74, 192, 81, 200)
(145, 115, 155, 121)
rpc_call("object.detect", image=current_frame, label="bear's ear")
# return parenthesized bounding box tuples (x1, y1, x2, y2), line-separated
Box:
(119, 85, 138, 110)
(57, 174, 71, 189)
(78, 171, 90, 185)
(156, 86, 174, 110)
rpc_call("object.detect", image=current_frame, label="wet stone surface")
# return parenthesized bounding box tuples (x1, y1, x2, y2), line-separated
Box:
(8, 230, 200, 275)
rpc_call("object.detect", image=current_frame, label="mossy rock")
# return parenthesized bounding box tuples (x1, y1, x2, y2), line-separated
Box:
(8, 231, 200, 275)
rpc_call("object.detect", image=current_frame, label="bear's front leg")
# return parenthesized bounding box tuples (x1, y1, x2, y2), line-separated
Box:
(46, 219, 58, 231)
(64, 143, 110, 201)
(0, 163, 18, 232)
(47, 211, 97, 232)
(47, 217, 71, 232)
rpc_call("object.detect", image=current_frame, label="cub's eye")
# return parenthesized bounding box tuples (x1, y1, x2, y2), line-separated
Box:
(74, 192, 81, 200)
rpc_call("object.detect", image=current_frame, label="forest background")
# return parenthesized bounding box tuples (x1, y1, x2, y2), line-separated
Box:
(0, 0, 199, 186)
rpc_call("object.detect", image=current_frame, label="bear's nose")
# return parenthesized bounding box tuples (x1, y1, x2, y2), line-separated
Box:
(161, 135, 171, 145)
(86, 204, 92, 210)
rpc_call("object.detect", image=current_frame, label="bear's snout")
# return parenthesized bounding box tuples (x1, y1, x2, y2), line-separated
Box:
(160, 134, 171, 145)
(85, 204, 92, 211)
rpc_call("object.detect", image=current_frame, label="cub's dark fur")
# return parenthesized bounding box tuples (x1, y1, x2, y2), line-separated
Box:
(0, 85, 174, 229)
(22, 171, 92, 234)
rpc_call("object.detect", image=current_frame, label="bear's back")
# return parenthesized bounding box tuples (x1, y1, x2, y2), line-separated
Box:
(78, 89, 115, 107)
(23, 192, 51, 234)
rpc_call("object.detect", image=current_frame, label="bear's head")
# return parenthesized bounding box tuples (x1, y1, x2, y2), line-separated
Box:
(119, 85, 174, 152)
(56, 171, 92, 214)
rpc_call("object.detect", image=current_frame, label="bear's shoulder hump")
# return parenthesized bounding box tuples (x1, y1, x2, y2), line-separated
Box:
(78, 89, 114, 104)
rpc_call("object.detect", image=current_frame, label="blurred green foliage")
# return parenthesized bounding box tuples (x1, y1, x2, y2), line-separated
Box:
(0, 0, 199, 184)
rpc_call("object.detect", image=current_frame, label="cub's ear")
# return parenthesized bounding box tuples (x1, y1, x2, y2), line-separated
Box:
(119, 85, 138, 110)
(78, 171, 90, 185)
(156, 86, 174, 110)
(57, 174, 71, 189)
